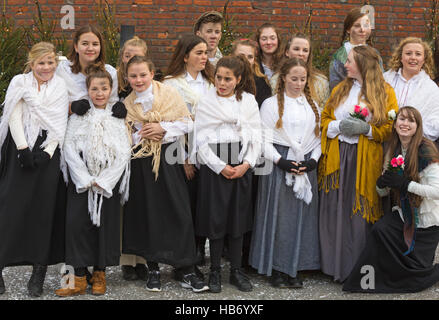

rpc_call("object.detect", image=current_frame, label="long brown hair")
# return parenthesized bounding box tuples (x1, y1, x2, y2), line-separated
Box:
(231, 39, 266, 79)
(284, 33, 327, 102)
(215, 55, 256, 101)
(165, 34, 214, 83)
(340, 8, 370, 46)
(255, 23, 284, 73)
(325, 45, 388, 126)
(275, 58, 319, 136)
(388, 37, 436, 80)
(68, 25, 106, 74)
(385, 106, 439, 207)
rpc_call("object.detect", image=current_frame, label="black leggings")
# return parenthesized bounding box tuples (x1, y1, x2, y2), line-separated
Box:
(147, 261, 194, 275)
(74, 267, 105, 276)
(210, 236, 243, 270)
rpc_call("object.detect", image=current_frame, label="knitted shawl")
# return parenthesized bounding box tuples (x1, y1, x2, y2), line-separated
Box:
(124, 80, 191, 179)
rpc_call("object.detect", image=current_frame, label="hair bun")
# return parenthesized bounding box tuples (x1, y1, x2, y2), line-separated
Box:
(85, 62, 105, 75)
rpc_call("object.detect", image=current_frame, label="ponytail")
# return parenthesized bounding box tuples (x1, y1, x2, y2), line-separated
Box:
(215, 55, 256, 101)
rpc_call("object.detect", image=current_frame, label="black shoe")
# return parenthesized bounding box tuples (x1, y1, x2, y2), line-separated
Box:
(180, 273, 209, 293)
(229, 268, 252, 292)
(122, 265, 138, 281)
(0, 271, 5, 295)
(208, 269, 221, 293)
(288, 275, 304, 288)
(28, 264, 47, 297)
(270, 270, 290, 289)
(134, 264, 148, 281)
(146, 270, 161, 292)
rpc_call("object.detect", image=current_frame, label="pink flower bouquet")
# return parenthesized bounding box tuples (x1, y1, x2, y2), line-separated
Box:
(350, 104, 369, 121)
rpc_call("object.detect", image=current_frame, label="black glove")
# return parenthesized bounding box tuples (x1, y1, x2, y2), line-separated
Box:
(380, 171, 411, 195)
(276, 158, 299, 172)
(111, 101, 127, 119)
(376, 174, 387, 189)
(33, 150, 51, 167)
(17, 147, 35, 169)
(71, 99, 91, 116)
(299, 159, 317, 173)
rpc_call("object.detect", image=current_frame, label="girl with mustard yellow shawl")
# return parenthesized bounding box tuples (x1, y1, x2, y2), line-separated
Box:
(318, 45, 398, 283)
(121, 56, 208, 294)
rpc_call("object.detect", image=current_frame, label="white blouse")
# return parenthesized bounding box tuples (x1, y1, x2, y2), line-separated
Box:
(261, 94, 321, 163)
(327, 80, 373, 144)
(56, 60, 118, 105)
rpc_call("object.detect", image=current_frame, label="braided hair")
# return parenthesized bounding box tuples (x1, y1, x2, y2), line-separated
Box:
(275, 58, 320, 136)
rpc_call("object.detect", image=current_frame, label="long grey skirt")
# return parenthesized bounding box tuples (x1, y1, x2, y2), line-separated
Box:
(319, 142, 372, 282)
(249, 145, 320, 277)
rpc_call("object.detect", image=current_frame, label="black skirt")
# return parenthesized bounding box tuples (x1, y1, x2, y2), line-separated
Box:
(122, 143, 197, 268)
(0, 130, 66, 267)
(343, 211, 439, 293)
(195, 142, 253, 240)
(65, 179, 121, 269)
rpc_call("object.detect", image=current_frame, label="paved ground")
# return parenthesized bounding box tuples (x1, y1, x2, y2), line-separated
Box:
(1, 246, 439, 301)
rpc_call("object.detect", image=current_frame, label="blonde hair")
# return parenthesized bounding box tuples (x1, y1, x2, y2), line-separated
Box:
(388, 37, 435, 79)
(24, 42, 58, 73)
(326, 45, 388, 126)
(117, 36, 148, 94)
(275, 58, 320, 136)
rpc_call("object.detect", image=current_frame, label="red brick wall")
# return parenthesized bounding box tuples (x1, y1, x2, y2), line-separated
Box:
(4, 0, 433, 70)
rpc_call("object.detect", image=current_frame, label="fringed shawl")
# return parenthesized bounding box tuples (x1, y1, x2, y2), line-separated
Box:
(318, 83, 398, 224)
(124, 80, 191, 179)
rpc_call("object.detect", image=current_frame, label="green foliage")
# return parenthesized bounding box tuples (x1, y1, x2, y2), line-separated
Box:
(424, 0, 439, 78)
(291, 9, 331, 77)
(23, 0, 68, 55)
(218, 0, 253, 56)
(0, 15, 26, 107)
(95, 0, 120, 67)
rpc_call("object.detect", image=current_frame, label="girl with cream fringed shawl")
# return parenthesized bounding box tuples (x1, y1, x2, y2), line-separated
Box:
(318, 45, 398, 283)
(0, 42, 68, 297)
(191, 55, 262, 293)
(162, 34, 214, 267)
(122, 56, 208, 294)
(249, 58, 321, 289)
(55, 68, 131, 298)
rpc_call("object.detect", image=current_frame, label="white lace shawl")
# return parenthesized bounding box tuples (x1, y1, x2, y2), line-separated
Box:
(260, 94, 321, 204)
(63, 106, 131, 227)
(190, 87, 262, 168)
(0, 72, 69, 164)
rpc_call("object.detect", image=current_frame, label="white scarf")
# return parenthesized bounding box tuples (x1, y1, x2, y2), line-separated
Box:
(260, 94, 321, 204)
(64, 106, 131, 227)
(0, 72, 69, 163)
(190, 87, 262, 165)
(384, 69, 439, 140)
(163, 74, 213, 116)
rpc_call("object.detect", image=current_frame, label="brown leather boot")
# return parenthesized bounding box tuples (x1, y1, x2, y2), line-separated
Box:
(91, 271, 106, 296)
(55, 276, 87, 297)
